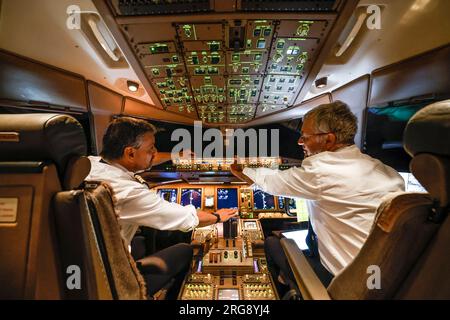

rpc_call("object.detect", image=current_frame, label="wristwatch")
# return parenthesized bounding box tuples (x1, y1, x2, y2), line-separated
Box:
(211, 212, 221, 224)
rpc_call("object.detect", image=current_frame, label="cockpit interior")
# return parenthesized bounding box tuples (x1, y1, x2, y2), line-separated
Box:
(0, 0, 449, 302)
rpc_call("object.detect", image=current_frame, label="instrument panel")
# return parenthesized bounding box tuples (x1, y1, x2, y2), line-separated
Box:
(180, 219, 278, 300)
(156, 184, 301, 218)
(156, 181, 310, 300)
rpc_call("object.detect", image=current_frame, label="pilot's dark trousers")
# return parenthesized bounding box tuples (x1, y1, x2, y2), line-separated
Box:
(139, 243, 193, 299)
(264, 236, 334, 289)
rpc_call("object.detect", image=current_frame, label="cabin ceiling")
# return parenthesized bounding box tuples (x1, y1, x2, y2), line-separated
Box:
(0, 0, 449, 126)
(306, 0, 450, 99)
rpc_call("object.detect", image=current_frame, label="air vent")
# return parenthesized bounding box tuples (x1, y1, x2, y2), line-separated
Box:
(116, 0, 211, 16)
(240, 0, 337, 12)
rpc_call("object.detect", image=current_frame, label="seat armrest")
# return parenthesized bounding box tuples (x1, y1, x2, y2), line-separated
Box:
(280, 238, 331, 300)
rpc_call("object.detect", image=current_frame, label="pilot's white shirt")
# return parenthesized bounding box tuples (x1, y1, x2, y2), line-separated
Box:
(243, 145, 405, 276)
(86, 156, 199, 247)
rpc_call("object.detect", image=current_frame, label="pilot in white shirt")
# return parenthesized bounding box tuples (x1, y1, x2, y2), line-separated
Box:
(231, 101, 405, 280)
(86, 118, 236, 248)
(86, 116, 236, 298)
(87, 155, 199, 247)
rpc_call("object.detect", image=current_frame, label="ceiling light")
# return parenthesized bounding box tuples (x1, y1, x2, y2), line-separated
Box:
(315, 77, 328, 89)
(127, 80, 139, 92)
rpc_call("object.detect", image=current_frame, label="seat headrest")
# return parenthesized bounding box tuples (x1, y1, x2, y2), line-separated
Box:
(0, 113, 87, 179)
(404, 100, 450, 158)
(64, 156, 91, 190)
(404, 100, 450, 208)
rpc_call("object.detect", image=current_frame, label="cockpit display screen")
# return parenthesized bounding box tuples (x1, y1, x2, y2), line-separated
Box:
(253, 188, 275, 210)
(157, 188, 178, 203)
(217, 188, 238, 209)
(180, 188, 202, 208)
(278, 196, 297, 210)
(244, 221, 257, 230)
(218, 289, 239, 300)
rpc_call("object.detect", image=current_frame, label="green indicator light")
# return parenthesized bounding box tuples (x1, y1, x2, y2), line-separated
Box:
(183, 25, 192, 38)
(149, 43, 169, 54)
(208, 67, 218, 74)
(297, 24, 310, 37)
(277, 40, 285, 49)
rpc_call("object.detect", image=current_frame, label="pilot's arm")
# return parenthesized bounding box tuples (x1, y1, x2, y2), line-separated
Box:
(231, 163, 320, 200)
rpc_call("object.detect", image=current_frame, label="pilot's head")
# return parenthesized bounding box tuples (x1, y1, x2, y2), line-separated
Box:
(298, 101, 357, 157)
(101, 117, 158, 172)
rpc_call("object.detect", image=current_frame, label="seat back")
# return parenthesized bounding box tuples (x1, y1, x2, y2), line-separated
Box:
(0, 113, 87, 299)
(394, 100, 450, 299)
(54, 181, 147, 300)
(328, 100, 450, 299)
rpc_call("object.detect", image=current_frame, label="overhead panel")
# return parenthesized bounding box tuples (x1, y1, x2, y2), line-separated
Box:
(110, 0, 339, 124)
(115, 0, 212, 16)
(240, 0, 337, 12)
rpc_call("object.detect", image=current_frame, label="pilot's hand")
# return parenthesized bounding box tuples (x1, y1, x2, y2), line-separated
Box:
(216, 208, 238, 222)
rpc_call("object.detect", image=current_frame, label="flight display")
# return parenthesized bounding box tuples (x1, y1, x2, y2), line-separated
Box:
(181, 188, 203, 208)
(253, 188, 275, 210)
(278, 196, 297, 210)
(157, 188, 178, 203)
(217, 188, 239, 209)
